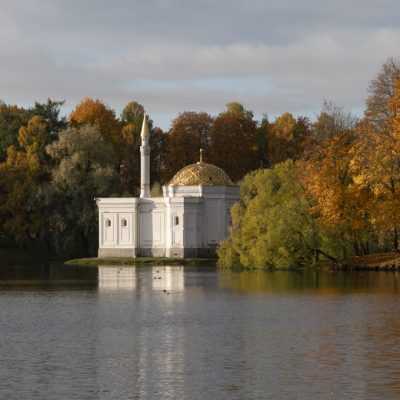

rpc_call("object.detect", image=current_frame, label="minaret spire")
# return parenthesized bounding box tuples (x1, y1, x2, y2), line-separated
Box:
(140, 113, 150, 198)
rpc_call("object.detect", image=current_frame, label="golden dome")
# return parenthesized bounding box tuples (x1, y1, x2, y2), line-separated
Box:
(169, 161, 234, 186)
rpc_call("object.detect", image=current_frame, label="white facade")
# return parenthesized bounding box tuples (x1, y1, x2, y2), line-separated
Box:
(96, 184, 239, 258)
(96, 114, 239, 258)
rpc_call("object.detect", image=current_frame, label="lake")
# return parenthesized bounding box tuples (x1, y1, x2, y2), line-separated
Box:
(0, 264, 400, 399)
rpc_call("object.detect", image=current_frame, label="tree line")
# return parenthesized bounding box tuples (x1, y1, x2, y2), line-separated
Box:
(219, 57, 400, 268)
(1, 56, 399, 262)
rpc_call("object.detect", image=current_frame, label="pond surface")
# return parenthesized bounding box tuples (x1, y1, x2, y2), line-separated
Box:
(0, 264, 400, 399)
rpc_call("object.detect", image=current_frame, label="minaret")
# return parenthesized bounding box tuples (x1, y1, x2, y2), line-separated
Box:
(140, 113, 150, 198)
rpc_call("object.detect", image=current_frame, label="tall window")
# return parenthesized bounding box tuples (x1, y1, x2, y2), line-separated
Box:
(175, 216, 179, 226)
(106, 219, 111, 227)
(122, 218, 128, 227)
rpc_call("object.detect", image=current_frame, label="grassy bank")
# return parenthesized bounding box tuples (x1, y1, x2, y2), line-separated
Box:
(65, 257, 217, 266)
(66, 253, 400, 269)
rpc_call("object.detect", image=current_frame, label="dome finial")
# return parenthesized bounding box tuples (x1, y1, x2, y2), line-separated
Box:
(199, 148, 203, 163)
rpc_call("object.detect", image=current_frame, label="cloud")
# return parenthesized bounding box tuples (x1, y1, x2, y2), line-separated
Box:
(0, 0, 399, 129)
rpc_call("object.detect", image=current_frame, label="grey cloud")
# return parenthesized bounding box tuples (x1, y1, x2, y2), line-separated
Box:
(0, 0, 400, 129)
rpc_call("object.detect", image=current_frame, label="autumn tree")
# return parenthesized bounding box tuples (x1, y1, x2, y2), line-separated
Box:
(266, 113, 311, 165)
(163, 111, 214, 181)
(119, 101, 167, 193)
(350, 77, 400, 251)
(298, 128, 370, 258)
(365, 57, 400, 134)
(256, 115, 271, 168)
(0, 116, 50, 245)
(209, 103, 259, 182)
(313, 100, 357, 142)
(69, 97, 121, 148)
(225, 101, 254, 119)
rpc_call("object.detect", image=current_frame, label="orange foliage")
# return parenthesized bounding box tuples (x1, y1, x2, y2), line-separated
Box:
(69, 97, 121, 146)
(350, 77, 400, 250)
(298, 130, 369, 255)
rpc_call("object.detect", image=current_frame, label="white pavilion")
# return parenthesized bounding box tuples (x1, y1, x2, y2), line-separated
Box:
(96, 114, 239, 258)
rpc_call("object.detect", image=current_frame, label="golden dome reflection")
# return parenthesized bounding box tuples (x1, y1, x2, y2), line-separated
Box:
(169, 161, 234, 186)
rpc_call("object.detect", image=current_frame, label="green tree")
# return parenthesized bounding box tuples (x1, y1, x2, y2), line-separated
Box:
(0, 102, 28, 162)
(218, 160, 337, 269)
(27, 99, 67, 141)
(45, 125, 121, 257)
(0, 99, 66, 162)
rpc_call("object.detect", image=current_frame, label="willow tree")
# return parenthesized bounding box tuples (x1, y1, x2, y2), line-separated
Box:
(218, 160, 337, 269)
(45, 125, 121, 257)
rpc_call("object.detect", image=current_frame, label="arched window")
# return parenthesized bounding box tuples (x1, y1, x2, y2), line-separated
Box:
(106, 219, 111, 227)
(175, 216, 179, 226)
(122, 218, 128, 227)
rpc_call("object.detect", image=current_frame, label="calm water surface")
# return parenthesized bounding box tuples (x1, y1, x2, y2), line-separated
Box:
(0, 264, 400, 399)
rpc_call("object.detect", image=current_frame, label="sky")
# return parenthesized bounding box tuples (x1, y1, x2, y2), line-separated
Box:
(1, 0, 400, 130)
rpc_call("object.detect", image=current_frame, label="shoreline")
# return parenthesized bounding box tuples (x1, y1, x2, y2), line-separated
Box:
(65, 257, 218, 266)
(319, 253, 400, 271)
(66, 253, 400, 270)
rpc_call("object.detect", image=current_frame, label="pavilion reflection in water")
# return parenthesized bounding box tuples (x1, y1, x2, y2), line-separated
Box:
(95, 265, 187, 398)
(98, 265, 185, 291)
